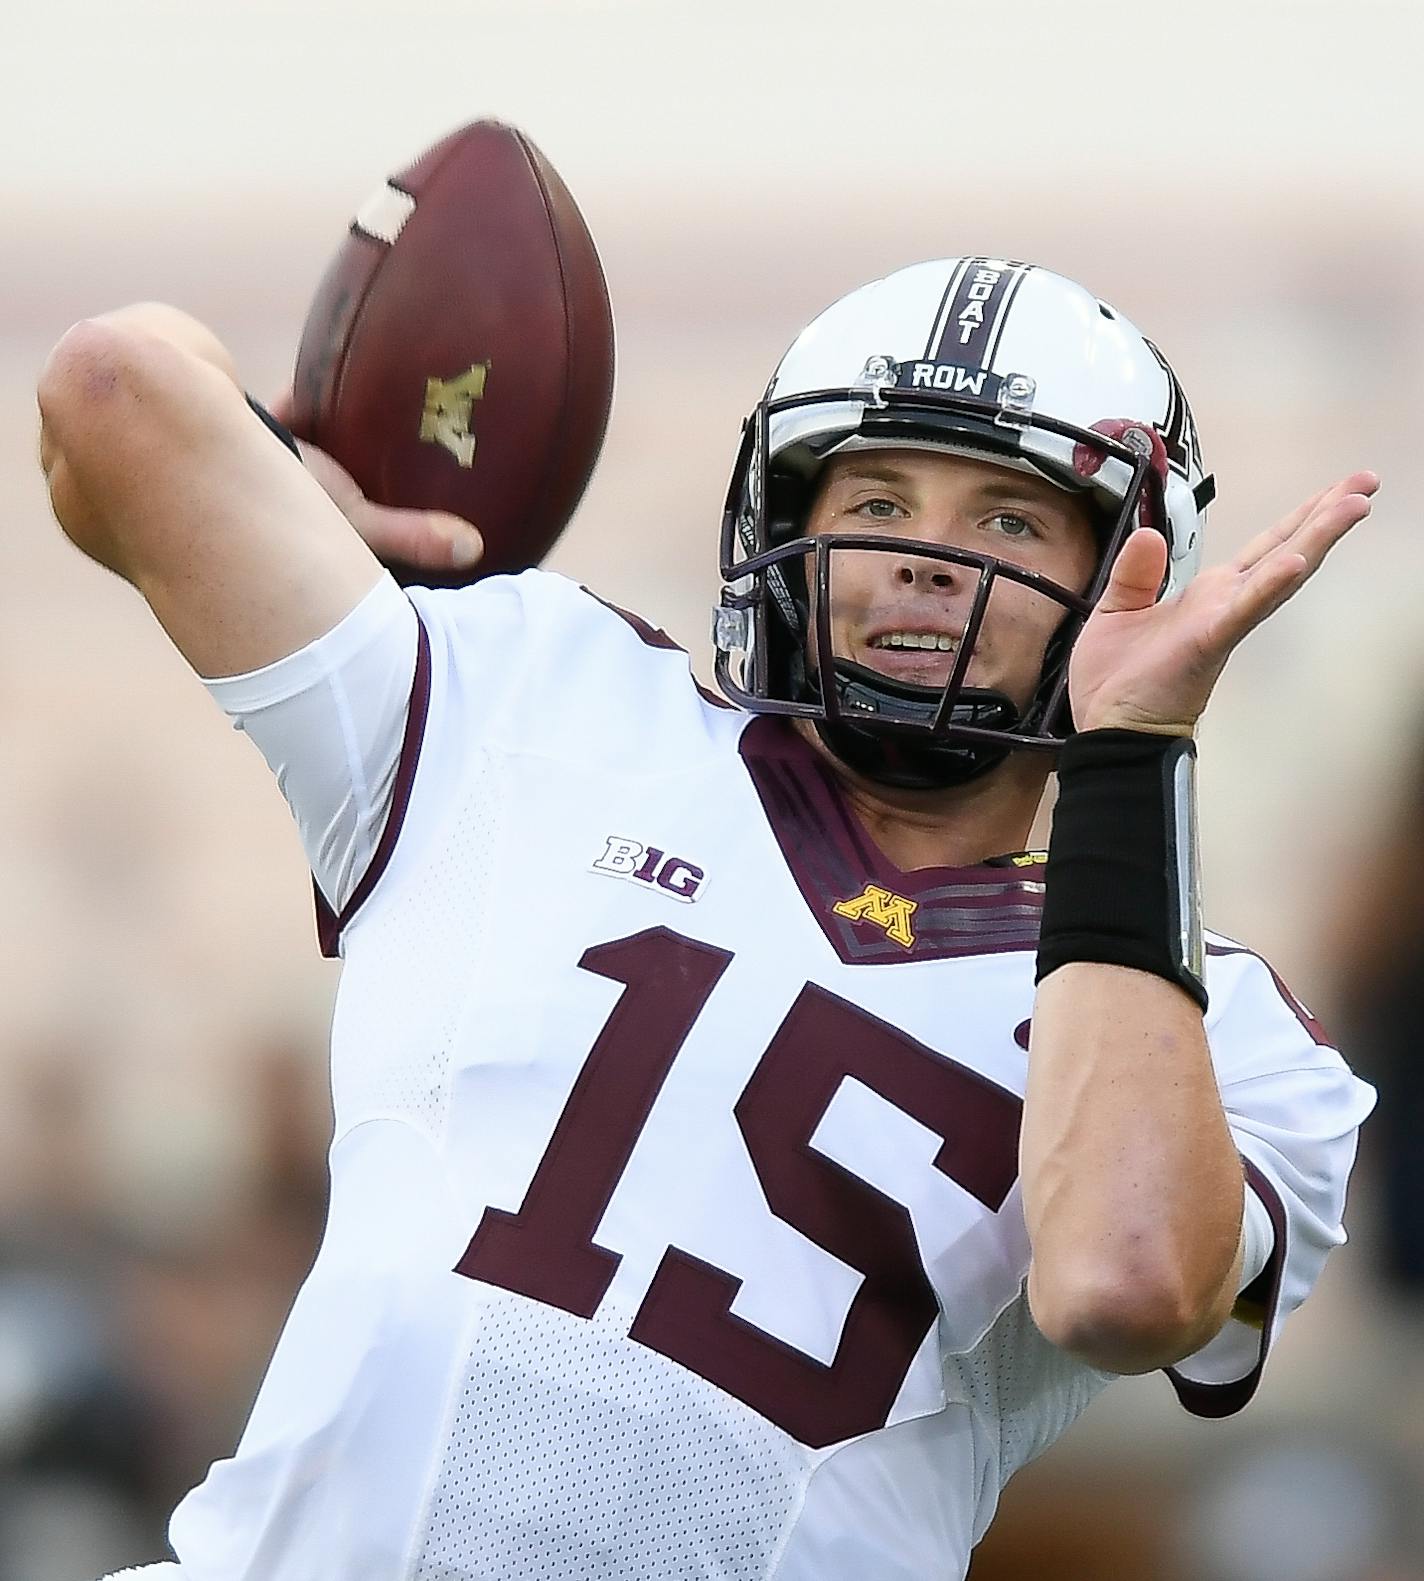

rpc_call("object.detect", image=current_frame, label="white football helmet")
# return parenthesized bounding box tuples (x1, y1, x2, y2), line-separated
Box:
(714, 257, 1214, 787)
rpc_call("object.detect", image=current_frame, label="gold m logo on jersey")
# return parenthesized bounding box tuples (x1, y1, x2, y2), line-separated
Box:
(419, 362, 490, 468)
(832, 884, 918, 949)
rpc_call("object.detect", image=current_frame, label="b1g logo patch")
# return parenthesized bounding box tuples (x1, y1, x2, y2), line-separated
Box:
(832, 883, 917, 949)
(592, 837, 706, 903)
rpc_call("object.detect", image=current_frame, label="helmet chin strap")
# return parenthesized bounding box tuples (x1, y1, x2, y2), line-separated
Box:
(813, 661, 1020, 790)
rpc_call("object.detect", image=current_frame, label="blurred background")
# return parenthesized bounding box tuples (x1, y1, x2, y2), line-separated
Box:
(3, 0, 1423, 1575)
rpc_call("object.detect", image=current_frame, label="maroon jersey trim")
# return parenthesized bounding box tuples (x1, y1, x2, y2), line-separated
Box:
(316, 611, 433, 958)
(1205, 940, 1334, 1047)
(1015, 943, 1329, 1049)
(578, 588, 734, 709)
(1164, 1157, 1287, 1419)
(738, 716, 1047, 966)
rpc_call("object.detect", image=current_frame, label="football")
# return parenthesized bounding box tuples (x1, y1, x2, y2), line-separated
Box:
(290, 120, 615, 587)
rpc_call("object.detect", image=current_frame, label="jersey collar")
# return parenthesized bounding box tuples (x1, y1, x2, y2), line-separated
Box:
(737, 717, 1047, 966)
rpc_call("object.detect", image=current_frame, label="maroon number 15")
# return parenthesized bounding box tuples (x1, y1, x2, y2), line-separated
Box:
(456, 926, 1021, 1448)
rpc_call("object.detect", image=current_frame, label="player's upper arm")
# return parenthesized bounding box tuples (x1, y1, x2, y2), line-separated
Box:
(38, 311, 381, 677)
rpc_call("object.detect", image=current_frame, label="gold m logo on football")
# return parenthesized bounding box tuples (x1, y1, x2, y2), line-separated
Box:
(832, 884, 918, 949)
(420, 362, 490, 467)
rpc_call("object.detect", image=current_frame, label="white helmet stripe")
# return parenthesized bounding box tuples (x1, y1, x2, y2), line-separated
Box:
(980, 263, 1032, 370)
(921, 256, 974, 359)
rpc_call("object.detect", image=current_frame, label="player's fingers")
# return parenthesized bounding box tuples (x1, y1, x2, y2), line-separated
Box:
(1217, 486, 1371, 647)
(294, 441, 362, 509)
(360, 504, 484, 572)
(1291, 490, 1373, 576)
(265, 386, 318, 442)
(1092, 528, 1168, 615)
(296, 444, 483, 570)
(1231, 486, 1330, 573)
(1212, 552, 1311, 649)
(1242, 486, 1373, 592)
(1233, 472, 1379, 572)
(429, 512, 485, 571)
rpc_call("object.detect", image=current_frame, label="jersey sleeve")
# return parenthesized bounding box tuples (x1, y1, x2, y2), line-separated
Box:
(201, 571, 549, 953)
(1164, 942, 1377, 1417)
(202, 574, 422, 923)
(206, 568, 734, 959)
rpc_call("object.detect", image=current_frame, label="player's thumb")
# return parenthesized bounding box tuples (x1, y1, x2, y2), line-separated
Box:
(1093, 529, 1168, 615)
(430, 512, 485, 572)
(368, 506, 484, 573)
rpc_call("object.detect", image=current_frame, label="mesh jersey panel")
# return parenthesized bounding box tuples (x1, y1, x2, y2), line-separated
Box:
(414, 1297, 808, 1581)
(942, 1293, 1113, 1535)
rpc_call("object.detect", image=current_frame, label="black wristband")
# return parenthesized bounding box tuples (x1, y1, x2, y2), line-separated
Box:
(1036, 728, 1207, 1011)
(246, 395, 303, 461)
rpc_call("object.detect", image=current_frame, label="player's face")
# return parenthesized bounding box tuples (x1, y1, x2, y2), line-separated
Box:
(801, 449, 1100, 712)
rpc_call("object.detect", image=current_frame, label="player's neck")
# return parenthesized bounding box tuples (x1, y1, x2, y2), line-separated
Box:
(792, 720, 1049, 873)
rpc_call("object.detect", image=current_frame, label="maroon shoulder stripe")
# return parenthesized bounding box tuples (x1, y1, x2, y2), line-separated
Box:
(317, 611, 434, 958)
(1206, 940, 1333, 1047)
(1165, 1158, 1288, 1419)
(579, 587, 734, 709)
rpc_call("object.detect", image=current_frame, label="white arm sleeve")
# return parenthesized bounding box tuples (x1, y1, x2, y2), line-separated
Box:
(202, 574, 418, 915)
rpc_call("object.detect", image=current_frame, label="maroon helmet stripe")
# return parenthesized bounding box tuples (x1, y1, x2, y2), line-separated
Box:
(316, 609, 433, 959)
(928, 258, 1030, 370)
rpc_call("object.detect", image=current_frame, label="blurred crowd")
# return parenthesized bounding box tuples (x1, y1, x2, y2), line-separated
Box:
(0, 1042, 331, 1580)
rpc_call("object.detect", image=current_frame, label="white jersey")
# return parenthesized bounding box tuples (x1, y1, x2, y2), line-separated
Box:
(174, 571, 1373, 1581)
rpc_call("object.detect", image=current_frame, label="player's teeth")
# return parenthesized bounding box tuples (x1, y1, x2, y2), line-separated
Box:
(873, 633, 957, 651)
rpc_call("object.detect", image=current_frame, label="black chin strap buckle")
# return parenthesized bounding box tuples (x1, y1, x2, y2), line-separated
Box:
(818, 664, 1021, 789)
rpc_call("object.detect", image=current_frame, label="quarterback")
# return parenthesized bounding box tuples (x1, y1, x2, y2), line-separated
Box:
(40, 258, 1375, 1580)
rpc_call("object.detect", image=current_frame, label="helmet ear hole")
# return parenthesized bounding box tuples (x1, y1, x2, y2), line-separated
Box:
(766, 470, 811, 544)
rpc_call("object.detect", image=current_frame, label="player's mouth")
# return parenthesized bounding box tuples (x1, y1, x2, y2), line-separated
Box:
(857, 627, 967, 684)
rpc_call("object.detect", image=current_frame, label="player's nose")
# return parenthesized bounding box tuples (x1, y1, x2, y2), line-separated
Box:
(890, 550, 958, 591)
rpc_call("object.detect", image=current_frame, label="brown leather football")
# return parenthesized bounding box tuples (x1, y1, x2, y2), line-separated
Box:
(291, 120, 615, 587)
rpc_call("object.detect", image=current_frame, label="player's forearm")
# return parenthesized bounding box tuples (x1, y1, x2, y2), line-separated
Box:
(1022, 961, 1244, 1373)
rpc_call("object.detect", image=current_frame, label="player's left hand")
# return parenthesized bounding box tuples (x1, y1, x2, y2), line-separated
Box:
(1067, 470, 1378, 736)
(268, 388, 485, 575)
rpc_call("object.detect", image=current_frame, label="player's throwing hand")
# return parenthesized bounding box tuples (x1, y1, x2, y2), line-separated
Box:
(267, 389, 485, 577)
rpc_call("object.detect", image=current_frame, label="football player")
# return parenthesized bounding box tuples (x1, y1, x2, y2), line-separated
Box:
(40, 260, 1376, 1581)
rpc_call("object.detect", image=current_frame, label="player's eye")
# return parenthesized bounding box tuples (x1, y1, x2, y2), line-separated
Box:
(985, 510, 1038, 540)
(850, 496, 905, 521)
